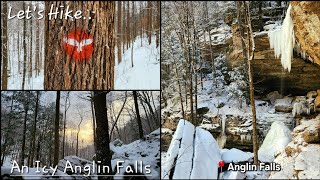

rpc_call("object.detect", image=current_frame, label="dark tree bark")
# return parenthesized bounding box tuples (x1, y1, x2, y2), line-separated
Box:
(22, 2, 27, 90)
(133, 91, 144, 139)
(117, 1, 122, 64)
(156, 1, 160, 47)
(20, 102, 29, 167)
(53, 91, 60, 166)
(44, 2, 115, 90)
(1, 1, 8, 89)
(30, 91, 40, 166)
(93, 91, 113, 179)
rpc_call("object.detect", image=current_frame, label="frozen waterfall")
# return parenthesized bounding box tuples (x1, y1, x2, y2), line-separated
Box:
(268, 4, 295, 72)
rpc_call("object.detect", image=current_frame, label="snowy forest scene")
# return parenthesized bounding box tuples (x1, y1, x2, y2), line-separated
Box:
(161, 1, 320, 179)
(1, 1, 160, 90)
(1, 91, 160, 179)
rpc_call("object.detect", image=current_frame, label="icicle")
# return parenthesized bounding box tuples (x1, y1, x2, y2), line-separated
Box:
(221, 118, 226, 135)
(268, 4, 294, 72)
(240, 134, 246, 142)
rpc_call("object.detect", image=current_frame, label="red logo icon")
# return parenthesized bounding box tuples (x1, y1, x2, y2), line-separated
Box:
(63, 29, 94, 61)
(219, 160, 225, 167)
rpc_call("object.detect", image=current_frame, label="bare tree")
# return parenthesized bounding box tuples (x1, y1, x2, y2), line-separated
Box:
(117, 1, 122, 64)
(29, 91, 40, 166)
(53, 91, 60, 166)
(76, 108, 84, 156)
(133, 91, 144, 139)
(62, 92, 71, 158)
(237, 1, 259, 165)
(110, 92, 127, 139)
(93, 91, 113, 179)
(22, 2, 27, 90)
(1, 1, 8, 89)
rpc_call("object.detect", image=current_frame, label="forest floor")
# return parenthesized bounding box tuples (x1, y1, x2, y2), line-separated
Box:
(115, 36, 160, 90)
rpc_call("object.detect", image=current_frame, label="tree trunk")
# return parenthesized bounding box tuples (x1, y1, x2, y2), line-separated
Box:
(44, 2, 115, 90)
(140, 1, 143, 46)
(62, 92, 70, 158)
(28, 2, 33, 79)
(22, 2, 27, 90)
(117, 1, 122, 64)
(122, 2, 126, 52)
(126, 1, 130, 50)
(53, 91, 60, 166)
(76, 112, 84, 156)
(133, 91, 144, 139)
(36, 17, 40, 76)
(156, 1, 160, 47)
(147, 1, 152, 44)
(30, 91, 40, 167)
(237, 1, 259, 165)
(20, 107, 28, 167)
(93, 91, 113, 179)
(1, 1, 8, 89)
(90, 91, 96, 151)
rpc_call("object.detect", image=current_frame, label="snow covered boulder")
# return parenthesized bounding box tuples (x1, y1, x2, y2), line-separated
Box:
(258, 121, 291, 162)
(162, 119, 221, 179)
(221, 148, 253, 163)
(112, 139, 123, 147)
(269, 115, 320, 179)
(274, 97, 293, 113)
(266, 91, 283, 105)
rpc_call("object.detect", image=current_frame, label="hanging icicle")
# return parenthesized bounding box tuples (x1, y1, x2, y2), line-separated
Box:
(268, 4, 295, 72)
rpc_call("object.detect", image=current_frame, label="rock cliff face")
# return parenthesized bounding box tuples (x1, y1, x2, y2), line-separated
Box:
(291, 2, 320, 66)
(228, 33, 320, 95)
(226, 2, 320, 95)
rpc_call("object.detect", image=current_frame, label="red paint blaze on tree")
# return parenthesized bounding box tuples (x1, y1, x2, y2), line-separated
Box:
(63, 30, 94, 61)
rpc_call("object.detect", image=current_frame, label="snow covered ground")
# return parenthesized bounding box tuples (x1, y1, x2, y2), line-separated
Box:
(115, 36, 160, 90)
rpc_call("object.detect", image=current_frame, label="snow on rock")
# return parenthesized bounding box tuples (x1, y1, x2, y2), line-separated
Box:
(162, 120, 187, 179)
(274, 97, 293, 113)
(115, 36, 160, 89)
(269, 115, 320, 179)
(221, 171, 246, 179)
(258, 121, 291, 162)
(190, 127, 221, 179)
(171, 120, 194, 179)
(162, 119, 221, 179)
(112, 128, 160, 179)
(268, 4, 295, 72)
(222, 148, 253, 163)
(161, 128, 174, 135)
